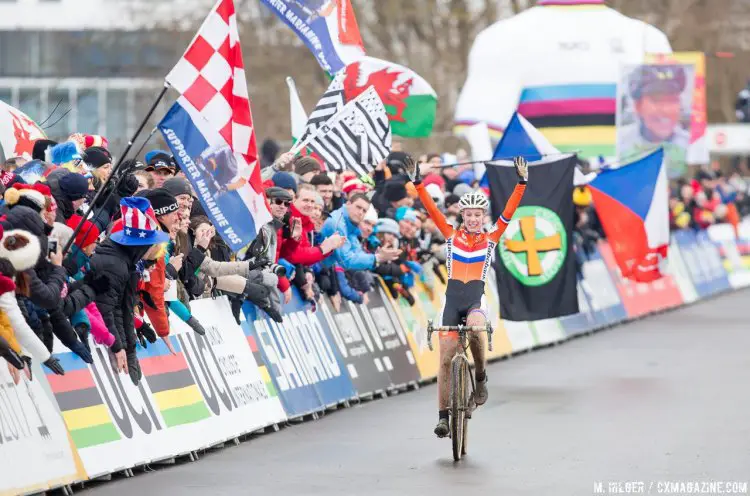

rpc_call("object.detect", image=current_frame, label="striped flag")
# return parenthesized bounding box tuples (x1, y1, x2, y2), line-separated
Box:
(297, 86, 391, 176)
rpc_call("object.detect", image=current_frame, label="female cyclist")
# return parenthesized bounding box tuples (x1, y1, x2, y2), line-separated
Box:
(407, 156, 528, 438)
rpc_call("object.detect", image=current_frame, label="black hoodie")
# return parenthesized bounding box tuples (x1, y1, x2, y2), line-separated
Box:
(88, 239, 149, 354)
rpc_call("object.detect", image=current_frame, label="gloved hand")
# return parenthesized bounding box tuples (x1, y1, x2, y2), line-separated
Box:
(514, 156, 528, 183)
(0, 345, 25, 371)
(22, 356, 33, 380)
(136, 321, 157, 348)
(74, 324, 91, 353)
(118, 173, 140, 197)
(186, 316, 206, 336)
(404, 154, 420, 184)
(243, 279, 270, 306)
(126, 351, 142, 386)
(69, 339, 93, 364)
(43, 356, 65, 375)
(261, 304, 284, 324)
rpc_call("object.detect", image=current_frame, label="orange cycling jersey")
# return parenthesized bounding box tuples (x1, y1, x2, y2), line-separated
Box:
(416, 182, 526, 284)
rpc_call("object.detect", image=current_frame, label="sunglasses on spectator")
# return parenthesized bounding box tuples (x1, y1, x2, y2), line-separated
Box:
(273, 199, 291, 206)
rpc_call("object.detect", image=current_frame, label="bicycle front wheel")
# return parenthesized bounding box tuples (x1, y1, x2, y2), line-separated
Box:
(451, 358, 467, 461)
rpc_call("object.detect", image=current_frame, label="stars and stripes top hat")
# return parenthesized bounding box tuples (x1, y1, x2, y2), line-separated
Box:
(110, 197, 170, 247)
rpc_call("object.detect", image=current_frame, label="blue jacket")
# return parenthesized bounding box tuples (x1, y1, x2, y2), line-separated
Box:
(320, 207, 376, 271)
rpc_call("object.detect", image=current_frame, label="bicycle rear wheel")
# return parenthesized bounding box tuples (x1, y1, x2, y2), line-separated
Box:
(451, 358, 467, 461)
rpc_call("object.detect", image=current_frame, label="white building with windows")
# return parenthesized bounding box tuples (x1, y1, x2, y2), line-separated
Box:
(0, 0, 202, 155)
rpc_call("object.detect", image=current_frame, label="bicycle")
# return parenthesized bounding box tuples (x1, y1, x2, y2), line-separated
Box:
(427, 320, 494, 461)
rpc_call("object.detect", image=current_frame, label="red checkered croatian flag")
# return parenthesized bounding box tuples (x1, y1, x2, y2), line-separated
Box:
(166, 0, 260, 182)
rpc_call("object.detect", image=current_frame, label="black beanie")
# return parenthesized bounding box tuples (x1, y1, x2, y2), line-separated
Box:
(162, 177, 192, 198)
(58, 173, 90, 201)
(384, 180, 408, 203)
(444, 194, 460, 209)
(2, 206, 45, 238)
(82, 146, 112, 169)
(137, 188, 179, 217)
(32, 139, 58, 162)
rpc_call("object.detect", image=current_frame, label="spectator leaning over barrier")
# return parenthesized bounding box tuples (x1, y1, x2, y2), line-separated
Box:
(94, 197, 170, 385)
(133, 188, 181, 340)
(320, 192, 401, 272)
(0, 224, 64, 380)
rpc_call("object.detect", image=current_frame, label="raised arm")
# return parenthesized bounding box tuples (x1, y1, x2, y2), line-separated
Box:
(406, 155, 454, 239)
(489, 156, 529, 243)
(415, 183, 454, 239)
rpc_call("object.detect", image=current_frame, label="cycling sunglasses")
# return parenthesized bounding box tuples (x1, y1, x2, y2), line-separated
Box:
(272, 198, 292, 207)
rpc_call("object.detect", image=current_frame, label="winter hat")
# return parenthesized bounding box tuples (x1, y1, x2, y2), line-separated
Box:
(1, 206, 45, 238)
(66, 214, 100, 249)
(364, 205, 378, 224)
(110, 197, 170, 247)
(50, 222, 74, 250)
(58, 172, 89, 201)
(445, 194, 460, 210)
(386, 152, 410, 175)
(425, 183, 445, 207)
(340, 170, 358, 185)
(49, 142, 81, 166)
(162, 177, 193, 198)
(266, 186, 293, 202)
(384, 180, 408, 203)
(272, 171, 298, 194)
(573, 186, 592, 207)
(452, 182, 473, 199)
(294, 156, 322, 177)
(82, 146, 112, 169)
(5, 183, 51, 213)
(422, 173, 446, 190)
(145, 151, 175, 172)
(0, 170, 22, 189)
(136, 188, 179, 217)
(458, 170, 476, 185)
(395, 206, 418, 223)
(343, 178, 368, 195)
(0, 227, 42, 272)
(375, 218, 401, 237)
(68, 133, 108, 151)
(32, 139, 58, 162)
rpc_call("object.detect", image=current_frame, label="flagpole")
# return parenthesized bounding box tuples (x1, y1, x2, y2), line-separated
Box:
(436, 151, 582, 169)
(132, 126, 159, 161)
(62, 84, 170, 256)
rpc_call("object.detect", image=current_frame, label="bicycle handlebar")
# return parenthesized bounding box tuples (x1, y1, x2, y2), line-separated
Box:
(426, 320, 494, 352)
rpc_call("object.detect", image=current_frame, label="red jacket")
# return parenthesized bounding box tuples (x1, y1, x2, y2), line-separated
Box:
(279, 204, 331, 266)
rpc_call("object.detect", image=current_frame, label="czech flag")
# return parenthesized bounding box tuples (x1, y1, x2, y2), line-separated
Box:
(588, 148, 669, 282)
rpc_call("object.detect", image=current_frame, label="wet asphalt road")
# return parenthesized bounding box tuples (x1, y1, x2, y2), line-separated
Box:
(83, 290, 750, 496)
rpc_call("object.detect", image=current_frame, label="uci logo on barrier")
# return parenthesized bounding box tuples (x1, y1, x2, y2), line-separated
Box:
(500, 205, 567, 286)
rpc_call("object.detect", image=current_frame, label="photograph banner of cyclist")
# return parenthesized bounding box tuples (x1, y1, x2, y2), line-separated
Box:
(159, 102, 271, 250)
(616, 63, 695, 179)
(487, 155, 579, 322)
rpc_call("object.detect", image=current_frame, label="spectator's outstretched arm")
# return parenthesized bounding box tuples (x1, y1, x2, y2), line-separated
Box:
(0, 293, 50, 362)
(96, 283, 126, 353)
(334, 267, 363, 304)
(26, 264, 67, 310)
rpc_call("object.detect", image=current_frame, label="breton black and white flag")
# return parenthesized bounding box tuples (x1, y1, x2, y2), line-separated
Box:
(297, 84, 392, 176)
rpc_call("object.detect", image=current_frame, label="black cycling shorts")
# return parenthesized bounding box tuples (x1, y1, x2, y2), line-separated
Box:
(439, 280, 487, 327)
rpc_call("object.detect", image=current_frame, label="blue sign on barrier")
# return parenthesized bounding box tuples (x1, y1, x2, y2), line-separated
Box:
(241, 289, 356, 417)
(580, 248, 628, 325)
(675, 230, 731, 297)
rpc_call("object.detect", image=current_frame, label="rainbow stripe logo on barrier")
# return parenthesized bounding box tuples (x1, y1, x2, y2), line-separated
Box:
(242, 324, 278, 398)
(45, 352, 120, 449)
(139, 337, 211, 427)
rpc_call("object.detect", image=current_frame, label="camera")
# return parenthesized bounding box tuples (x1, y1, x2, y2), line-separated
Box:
(270, 264, 287, 278)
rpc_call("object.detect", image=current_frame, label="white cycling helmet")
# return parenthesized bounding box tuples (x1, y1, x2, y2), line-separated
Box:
(457, 191, 490, 212)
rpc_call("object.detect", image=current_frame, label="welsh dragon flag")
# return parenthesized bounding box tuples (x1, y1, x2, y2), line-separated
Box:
(343, 56, 437, 138)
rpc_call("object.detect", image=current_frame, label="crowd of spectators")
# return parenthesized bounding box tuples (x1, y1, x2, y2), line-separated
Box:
(2, 134, 747, 387)
(0, 136, 493, 387)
